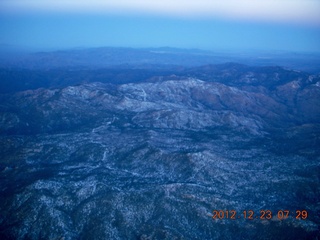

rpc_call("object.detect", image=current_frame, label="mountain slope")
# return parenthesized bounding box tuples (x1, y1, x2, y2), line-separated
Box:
(0, 65, 319, 239)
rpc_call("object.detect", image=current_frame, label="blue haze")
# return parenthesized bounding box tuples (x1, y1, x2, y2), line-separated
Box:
(0, 12, 319, 52)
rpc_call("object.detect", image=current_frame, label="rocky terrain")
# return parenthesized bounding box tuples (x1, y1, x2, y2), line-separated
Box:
(0, 63, 319, 239)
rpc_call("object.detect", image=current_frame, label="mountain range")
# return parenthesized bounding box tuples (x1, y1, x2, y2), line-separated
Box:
(0, 48, 319, 239)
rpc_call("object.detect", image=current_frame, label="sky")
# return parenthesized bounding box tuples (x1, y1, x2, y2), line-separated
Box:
(0, 0, 320, 52)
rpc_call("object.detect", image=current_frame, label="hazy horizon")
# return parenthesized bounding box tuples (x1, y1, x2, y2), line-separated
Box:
(1, 0, 319, 53)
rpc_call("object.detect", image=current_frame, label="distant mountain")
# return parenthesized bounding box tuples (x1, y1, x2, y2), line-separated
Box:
(1, 47, 320, 73)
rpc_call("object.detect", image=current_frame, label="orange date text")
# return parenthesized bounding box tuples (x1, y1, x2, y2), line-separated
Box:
(211, 210, 308, 220)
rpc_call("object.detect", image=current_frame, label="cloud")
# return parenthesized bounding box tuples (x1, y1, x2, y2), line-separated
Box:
(1, 0, 320, 25)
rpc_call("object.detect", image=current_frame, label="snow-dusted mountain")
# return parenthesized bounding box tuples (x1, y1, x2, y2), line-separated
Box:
(0, 61, 319, 239)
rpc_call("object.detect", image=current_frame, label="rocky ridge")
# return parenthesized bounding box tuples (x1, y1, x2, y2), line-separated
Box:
(0, 66, 320, 239)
